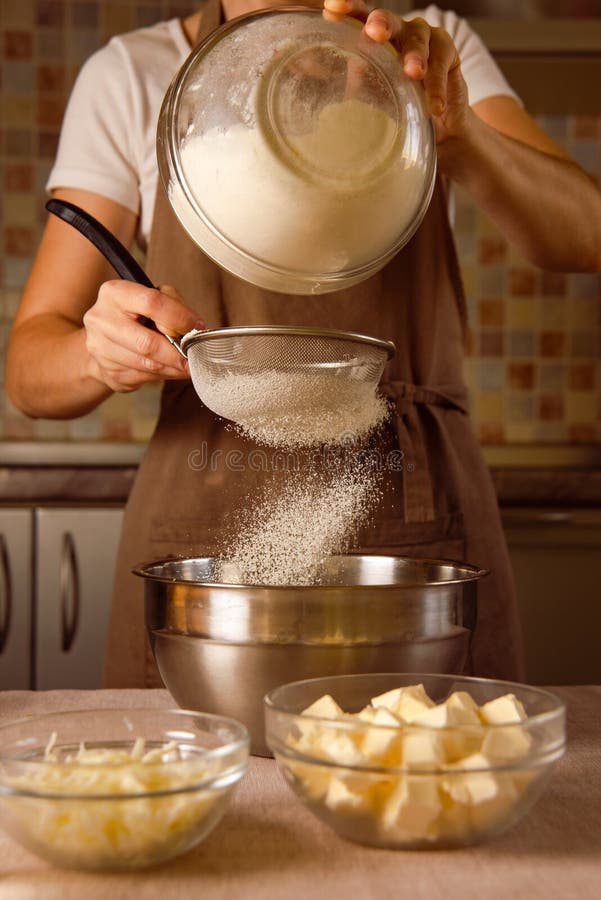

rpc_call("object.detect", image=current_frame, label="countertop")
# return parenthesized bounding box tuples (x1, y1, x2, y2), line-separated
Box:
(0, 686, 600, 900)
(0, 442, 600, 506)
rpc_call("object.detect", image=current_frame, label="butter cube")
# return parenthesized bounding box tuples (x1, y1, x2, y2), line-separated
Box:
(325, 774, 377, 815)
(402, 730, 446, 769)
(356, 705, 377, 723)
(442, 752, 519, 832)
(301, 694, 345, 720)
(479, 693, 527, 725)
(285, 759, 331, 801)
(380, 775, 441, 839)
(443, 753, 503, 805)
(481, 725, 532, 761)
(293, 694, 346, 754)
(371, 684, 434, 722)
(444, 691, 481, 724)
(361, 707, 403, 764)
(320, 731, 366, 767)
(412, 704, 462, 728)
(411, 703, 482, 762)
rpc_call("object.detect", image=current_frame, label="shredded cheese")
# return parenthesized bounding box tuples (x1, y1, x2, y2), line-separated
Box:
(2, 736, 237, 869)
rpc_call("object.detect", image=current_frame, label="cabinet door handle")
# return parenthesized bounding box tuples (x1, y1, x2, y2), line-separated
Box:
(0, 534, 13, 653)
(60, 532, 80, 653)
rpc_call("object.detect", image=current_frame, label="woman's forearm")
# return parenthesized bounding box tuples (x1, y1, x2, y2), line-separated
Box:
(6, 314, 113, 419)
(439, 110, 601, 272)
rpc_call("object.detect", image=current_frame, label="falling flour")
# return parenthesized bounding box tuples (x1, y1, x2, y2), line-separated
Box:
(216, 386, 389, 586)
(219, 458, 383, 587)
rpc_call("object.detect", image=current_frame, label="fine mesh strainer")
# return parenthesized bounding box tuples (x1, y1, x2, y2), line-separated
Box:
(46, 199, 395, 426)
(180, 326, 395, 421)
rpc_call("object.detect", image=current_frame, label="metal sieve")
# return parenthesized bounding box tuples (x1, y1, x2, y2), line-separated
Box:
(180, 326, 395, 421)
(46, 199, 395, 425)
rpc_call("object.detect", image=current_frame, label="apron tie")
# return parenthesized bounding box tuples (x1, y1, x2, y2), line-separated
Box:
(380, 380, 469, 524)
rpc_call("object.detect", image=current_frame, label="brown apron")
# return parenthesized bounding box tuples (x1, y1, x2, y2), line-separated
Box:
(103, 0, 524, 688)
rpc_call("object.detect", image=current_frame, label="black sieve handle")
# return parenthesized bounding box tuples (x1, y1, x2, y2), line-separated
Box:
(45, 198, 186, 356)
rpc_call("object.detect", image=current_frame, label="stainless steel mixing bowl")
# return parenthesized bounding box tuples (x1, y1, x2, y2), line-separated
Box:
(134, 555, 487, 755)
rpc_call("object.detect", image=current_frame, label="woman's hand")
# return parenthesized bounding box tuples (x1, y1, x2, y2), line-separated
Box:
(83, 281, 204, 393)
(323, 0, 470, 144)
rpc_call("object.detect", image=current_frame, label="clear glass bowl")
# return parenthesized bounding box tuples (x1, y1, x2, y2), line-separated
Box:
(158, 8, 436, 294)
(264, 673, 565, 849)
(0, 708, 249, 871)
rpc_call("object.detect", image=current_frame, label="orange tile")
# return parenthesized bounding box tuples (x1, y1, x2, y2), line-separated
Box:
(464, 328, 475, 356)
(568, 363, 595, 391)
(478, 235, 507, 266)
(38, 131, 60, 158)
(539, 331, 566, 357)
(508, 362, 535, 390)
(541, 271, 567, 296)
(4, 226, 34, 257)
(568, 424, 597, 442)
(478, 331, 505, 356)
(36, 1, 66, 27)
(3, 31, 33, 59)
(101, 420, 132, 440)
(509, 268, 537, 296)
(478, 423, 505, 444)
(478, 298, 504, 328)
(4, 163, 33, 191)
(36, 64, 66, 93)
(102, 4, 133, 34)
(570, 116, 599, 139)
(538, 394, 564, 420)
(36, 95, 65, 129)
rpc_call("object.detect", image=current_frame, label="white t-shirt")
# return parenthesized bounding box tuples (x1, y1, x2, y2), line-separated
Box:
(47, 4, 520, 251)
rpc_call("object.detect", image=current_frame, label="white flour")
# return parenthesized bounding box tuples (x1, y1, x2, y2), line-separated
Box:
(219, 458, 382, 586)
(172, 96, 427, 281)
(216, 388, 389, 585)
(200, 370, 389, 448)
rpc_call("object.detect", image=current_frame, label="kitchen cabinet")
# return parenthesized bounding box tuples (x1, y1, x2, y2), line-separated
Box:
(503, 507, 601, 685)
(0, 509, 34, 689)
(0, 505, 123, 690)
(35, 507, 123, 689)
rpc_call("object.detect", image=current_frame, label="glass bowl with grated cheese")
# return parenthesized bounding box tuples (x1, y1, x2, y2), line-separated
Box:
(265, 673, 565, 849)
(0, 708, 249, 871)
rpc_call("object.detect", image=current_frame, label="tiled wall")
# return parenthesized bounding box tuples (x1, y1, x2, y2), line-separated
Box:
(457, 113, 601, 443)
(1, 1, 600, 444)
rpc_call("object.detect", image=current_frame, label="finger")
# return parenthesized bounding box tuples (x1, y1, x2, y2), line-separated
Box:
(323, 0, 371, 24)
(363, 8, 402, 44)
(397, 17, 433, 79)
(422, 27, 460, 117)
(88, 331, 189, 382)
(90, 312, 190, 374)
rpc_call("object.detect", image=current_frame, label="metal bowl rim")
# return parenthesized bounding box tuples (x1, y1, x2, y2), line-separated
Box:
(132, 555, 489, 589)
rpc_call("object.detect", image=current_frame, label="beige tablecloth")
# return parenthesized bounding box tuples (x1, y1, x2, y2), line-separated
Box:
(0, 687, 599, 900)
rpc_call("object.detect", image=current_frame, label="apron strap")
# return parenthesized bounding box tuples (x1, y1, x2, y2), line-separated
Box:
(381, 380, 469, 523)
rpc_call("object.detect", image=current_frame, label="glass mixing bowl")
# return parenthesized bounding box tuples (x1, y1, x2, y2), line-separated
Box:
(157, 7, 436, 294)
(0, 709, 249, 871)
(265, 673, 566, 849)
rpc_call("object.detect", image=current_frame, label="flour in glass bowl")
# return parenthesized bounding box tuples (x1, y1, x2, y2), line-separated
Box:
(171, 95, 428, 288)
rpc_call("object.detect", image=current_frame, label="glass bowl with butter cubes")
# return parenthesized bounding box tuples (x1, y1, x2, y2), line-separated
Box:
(0, 708, 249, 871)
(264, 673, 565, 849)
